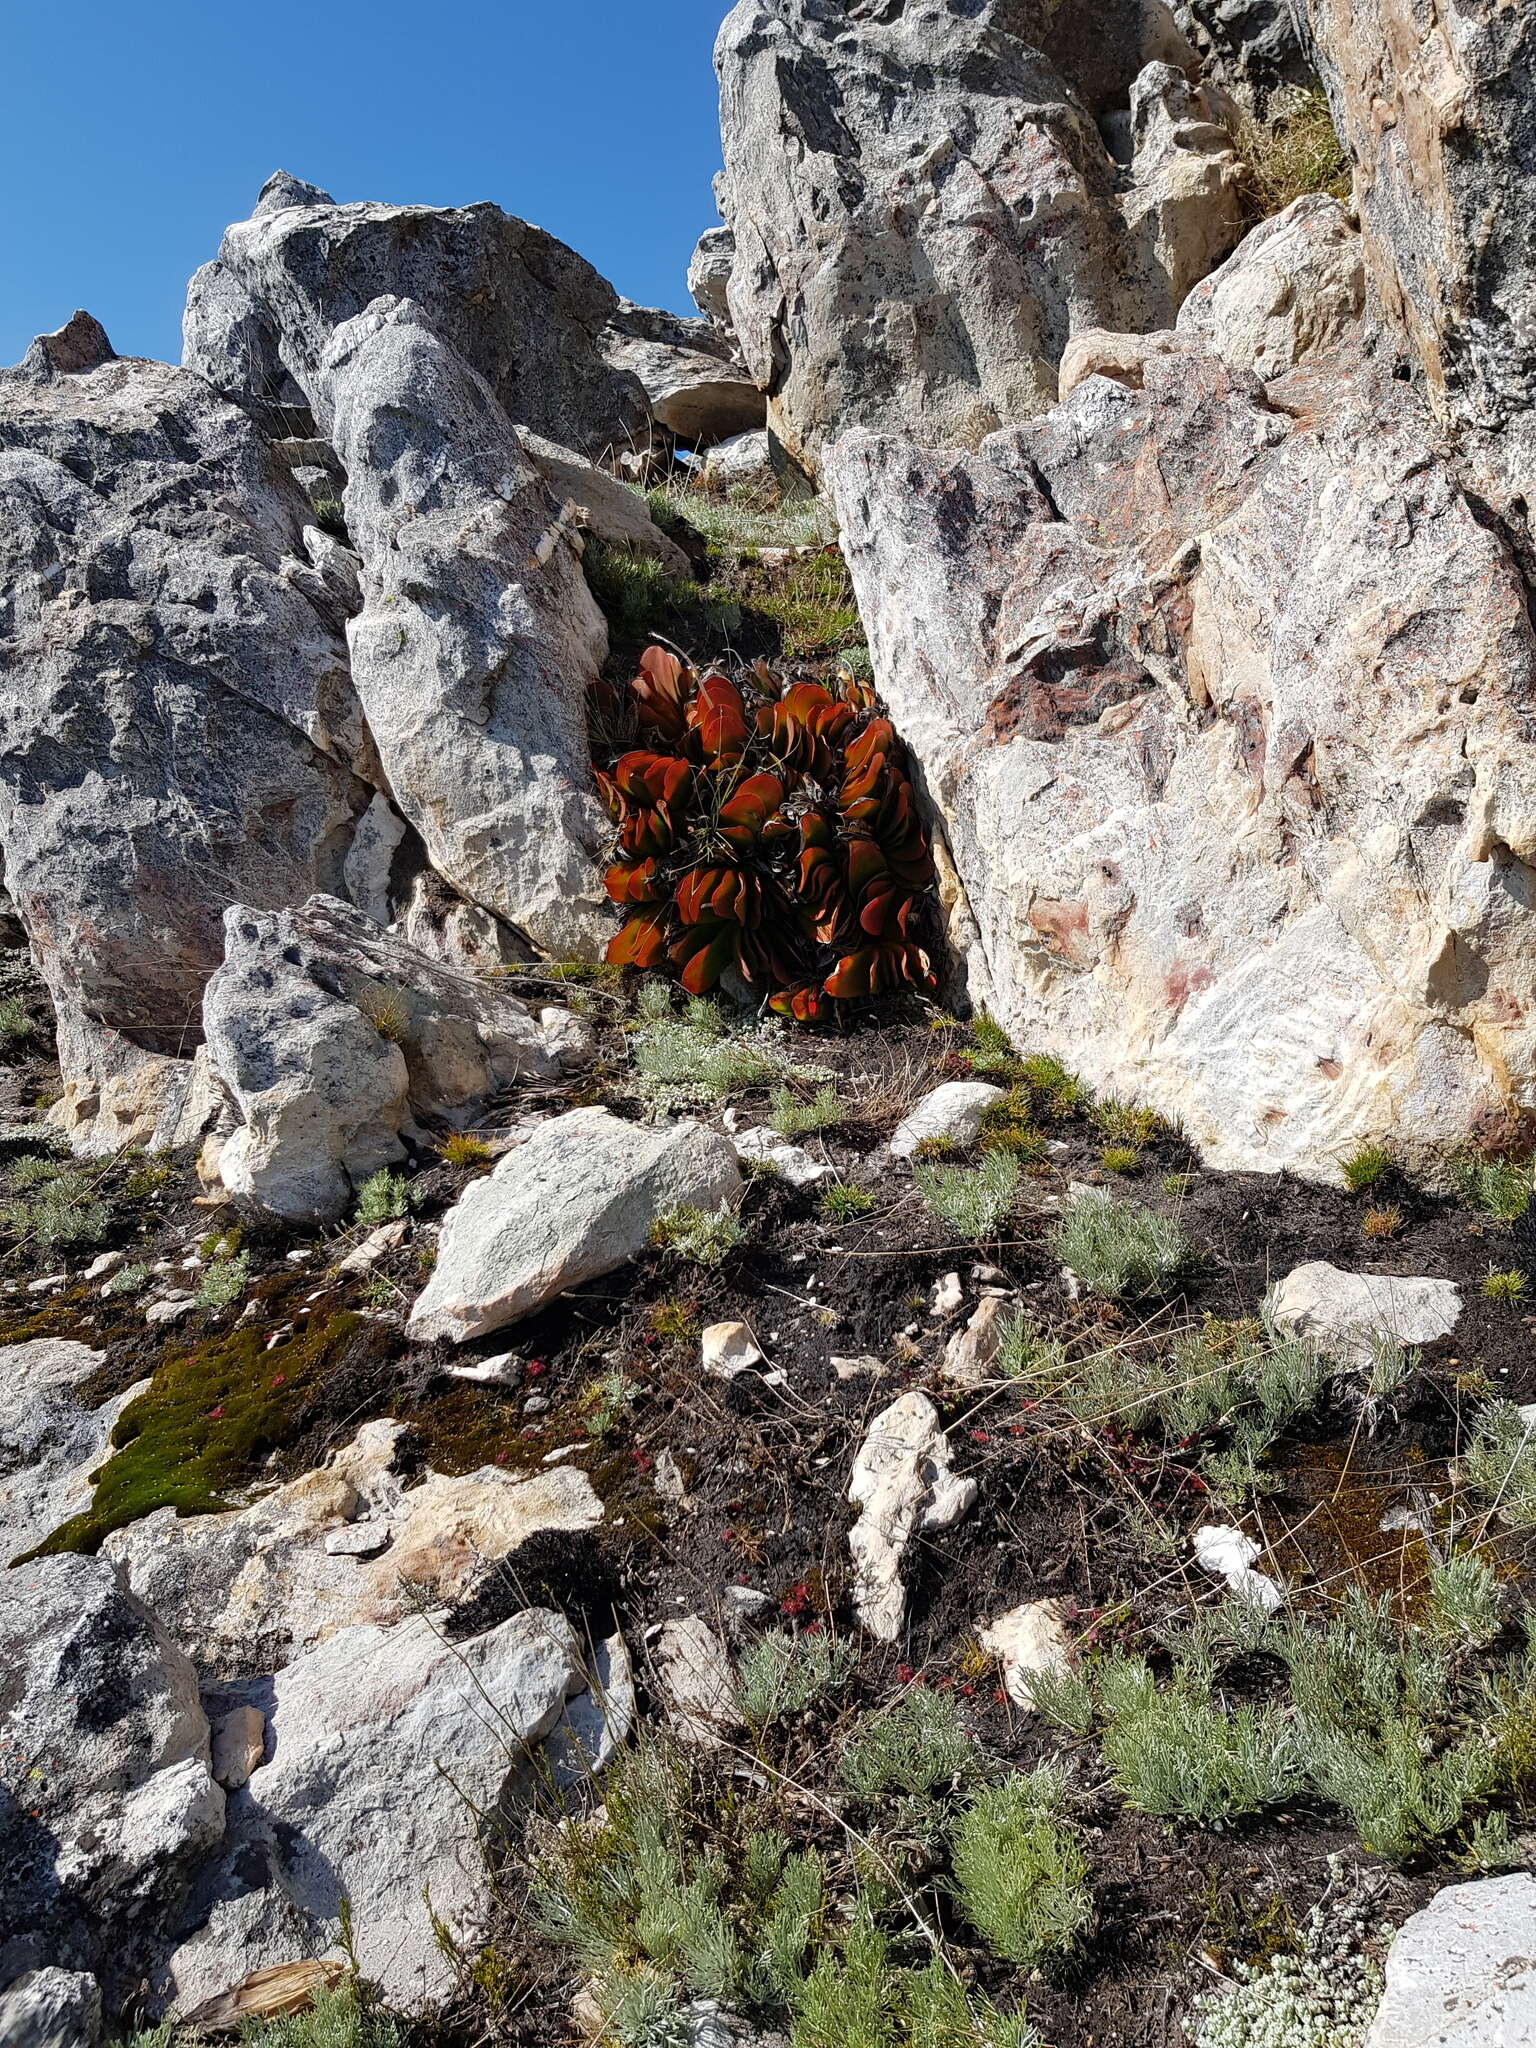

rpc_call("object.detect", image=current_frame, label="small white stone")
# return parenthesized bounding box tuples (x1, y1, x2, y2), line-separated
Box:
(448, 1350, 520, 1386)
(931, 1271, 963, 1318)
(701, 1322, 765, 1379)
(889, 1081, 1007, 1160)
(324, 1522, 390, 1557)
(1192, 1524, 1285, 1610)
(979, 1598, 1076, 1707)
(84, 1250, 125, 1281)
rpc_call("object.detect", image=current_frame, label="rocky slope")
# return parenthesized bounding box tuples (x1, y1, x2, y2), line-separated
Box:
(4, 1, 1536, 2045)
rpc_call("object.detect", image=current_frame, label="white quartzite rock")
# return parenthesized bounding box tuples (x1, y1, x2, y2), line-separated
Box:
(848, 1393, 977, 1642)
(1175, 193, 1365, 382)
(1269, 1263, 1462, 1367)
(1363, 1874, 1536, 2048)
(732, 1126, 832, 1186)
(979, 1599, 1077, 1708)
(890, 1083, 1007, 1161)
(657, 1618, 739, 1748)
(409, 1108, 742, 1343)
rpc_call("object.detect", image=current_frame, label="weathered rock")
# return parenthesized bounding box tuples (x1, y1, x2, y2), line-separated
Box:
(979, 1599, 1077, 1708)
(889, 1083, 1007, 1161)
(602, 299, 764, 445)
(702, 1321, 766, 1380)
(1363, 1873, 1536, 2048)
(408, 1108, 742, 1343)
(657, 1618, 739, 1747)
(317, 297, 612, 961)
(1173, 0, 1317, 109)
(1268, 1262, 1462, 1365)
(943, 1296, 1012, 1387)
(828, 337, 1536, 1185)
(183, 179, 651, 457)
(702, 427, 776, 493)
(202, 893, 559, 1222)
(0, 1968, 103, 2048)
(513, 424, 691, 575)
(1059, 327, 1195, 399)
(0, 1339, 148, 1565)
(208, 1708, 266, 1792)
(714, 0, 1245, 468)
(688, 225, 738, 332)
(1176, 194, 1364, 379)
(0, 327, 371, 1154)
(848, 1393, 977, 1641)
(732, 1126, 832, 1186)
(163, 1608, 585, 2013)
(104, 1424, 602, 1665)
(0, 1555, 221, 1991)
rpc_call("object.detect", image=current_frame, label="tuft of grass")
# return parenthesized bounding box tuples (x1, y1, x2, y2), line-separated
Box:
(1099, 1146, 1141, 1176)
(915, 1151, 1020, 1242)
(976, 1090, 1046, 1162)
(1458, 1402, 1536, 1528)
(196, 1251, 250, 1310)
(648, 1296, 700, 1343)
(441, 1132, 495, 1168)
(649, 1204, 744, 1267)
(1050, 1189, 1195, 1300)
(355, 982, 412, 1045)
(1482, 1267, 1528, 1305)
(1018, 1054, 1083, 1120)
(644, 479, 829, 555)
(1455, 1154, 1533, 1223)
(1362, 1204, 1402, 1240)
(584, 537, 742, 654)
(1239, 87, 1350, 215)
(768, 1083, 845, 1137)
(1092, 1099, 1164, 1148)
(1340, 1143, 1392, 1193)
(821, 1182, 875, 1221)
(949, 1767, 1092, 1971)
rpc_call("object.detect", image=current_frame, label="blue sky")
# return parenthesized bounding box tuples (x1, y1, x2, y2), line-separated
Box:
(1, 0, 729, 367)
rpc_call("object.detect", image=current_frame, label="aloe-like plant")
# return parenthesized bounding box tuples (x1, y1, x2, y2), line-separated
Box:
(592, 648, 937, 1021)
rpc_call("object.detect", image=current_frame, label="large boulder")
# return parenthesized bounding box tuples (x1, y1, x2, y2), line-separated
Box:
(1176, 192, 1365, 379)
(0, 320, 373, 1153)
(182, 173, 651, 458)
(408, 1106, 742, 1342)
(0, 1556, 222, 1994)
(1173, 0, 1318, 109)
(316, 297, 613, 961)
(713, 0, 1247, 470)
(602, 298, 765, 445)
(161, 1608, 590, 2013)
(202, 894, 573, 1224)
(688, 224, 738, 332)
(827, 338, 1536, 1185)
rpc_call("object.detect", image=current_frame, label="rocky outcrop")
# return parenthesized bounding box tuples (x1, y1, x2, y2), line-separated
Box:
(183, 173, 651, 457)
(828, 334, 1536, 1185)
(316, 297, 611, 961)
(1173, 0, 1316, 109)
(0, 324, 373, 1153)
(602, 299, 765, 445)
(688, 224, 737, 332)
(162, 1608, 591, 2013)
(0, 1556, 222, 1994)
(201, 894, 574, 1223)
(0, 1339, 147, 1565)
(0, 1968, 103, 2048)
(1175, 192, 1364, 379)
(408, 1107, 742, 1342)
(713, 0, 1247, 469)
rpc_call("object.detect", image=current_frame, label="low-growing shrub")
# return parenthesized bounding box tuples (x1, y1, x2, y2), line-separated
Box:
(1454, 1154, 1533, 1222)
(1050, 1189, 1195, 1300)
(840, 1687, 980, 1801)
(915, 1152, 1020, 1241)
(821, 1182, 875, 1221)
(630, 998, 834, 1117)
(976, 1090, 1046, 1161)
(1458, 1402, 1536, 1527)
(739, 1630, 857, 1724)
(949, 1767, 1092, 1970)
(649, 1204, 745, 1267)
(354, 1170, 409, 1226)
(196, 1252, 250, 1310)
(1, 1156, 112, 1250)
(0, 995, 32, 1046)
(769, 1083, 846, 1137)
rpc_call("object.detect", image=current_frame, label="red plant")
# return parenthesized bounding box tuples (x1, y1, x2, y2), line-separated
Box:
(593, 649, 937, 1017)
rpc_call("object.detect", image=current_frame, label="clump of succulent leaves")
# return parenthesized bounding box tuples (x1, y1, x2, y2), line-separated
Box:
(592, 646, 937, 1021)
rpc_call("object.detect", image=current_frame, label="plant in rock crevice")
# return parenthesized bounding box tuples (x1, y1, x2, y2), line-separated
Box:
(594, 647, 937, 1022)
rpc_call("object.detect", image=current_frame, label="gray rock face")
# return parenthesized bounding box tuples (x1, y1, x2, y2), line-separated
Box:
(408, 1106, 743, 1342)
(0, 1339, 148, 1565)
(0, 1969, 103, 2048)
(688, 224, 737, 330)
(513, 425, 692, 576)
(0, 331, 372, 1153)
(202, 894, 563, 1223)
(827, 335, 1536, 1185)
(1173, 0, 1316, 108)
(602, 297, 764, 443)
(162, 1608, 586, 2013)
(713, 0, 1246, 469)
(1363, 1874, 1536, 2048)
(183, 181, 650, 457)
(317, 296, 612, 961)
(0, 1556, 221, 1991)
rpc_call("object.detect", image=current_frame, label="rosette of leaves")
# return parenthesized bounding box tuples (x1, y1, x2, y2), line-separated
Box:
(593, 647, 937, 1020)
